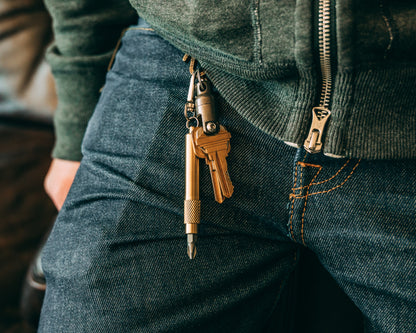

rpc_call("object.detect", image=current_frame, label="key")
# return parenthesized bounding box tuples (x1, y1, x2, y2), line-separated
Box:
(192, 125, 234, 203)
(184, 126, 200, 259)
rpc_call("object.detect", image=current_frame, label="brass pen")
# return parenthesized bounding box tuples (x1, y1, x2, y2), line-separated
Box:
(184, 126, 201, 259)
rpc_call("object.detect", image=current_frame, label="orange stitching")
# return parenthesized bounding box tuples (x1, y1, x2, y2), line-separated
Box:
(313, 159, 350, 186)
(300, 166, 322, 246)
(297, 152, 310, 193)
(297, 162, 315, 194)
(294, 160, 361, 199)
(298, 162, 321, 168)
(289, 164, 299, 242)
(293, 159, 351, 190)
(107, 28, 128, 72)
(299, 164, 303, 194)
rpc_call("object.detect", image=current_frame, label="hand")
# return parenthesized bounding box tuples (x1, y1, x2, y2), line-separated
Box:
(44, 158, 81, 210)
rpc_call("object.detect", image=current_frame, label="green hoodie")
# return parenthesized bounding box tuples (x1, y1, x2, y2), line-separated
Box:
(44, 0, 416, 161)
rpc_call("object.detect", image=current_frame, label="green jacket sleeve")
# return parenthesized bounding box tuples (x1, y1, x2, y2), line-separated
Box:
(44, 0, 138, 161)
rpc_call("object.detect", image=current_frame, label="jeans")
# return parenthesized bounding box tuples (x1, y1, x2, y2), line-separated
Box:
(39, 19, 416, 333)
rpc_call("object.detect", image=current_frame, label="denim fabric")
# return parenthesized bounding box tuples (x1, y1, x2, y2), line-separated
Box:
(39, 20, 416, 332)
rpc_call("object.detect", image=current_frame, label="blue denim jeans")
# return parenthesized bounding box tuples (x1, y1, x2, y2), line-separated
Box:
(39, 20, 416, 332)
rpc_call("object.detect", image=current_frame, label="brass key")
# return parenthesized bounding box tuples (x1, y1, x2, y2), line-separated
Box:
(192, 125, 234, 203)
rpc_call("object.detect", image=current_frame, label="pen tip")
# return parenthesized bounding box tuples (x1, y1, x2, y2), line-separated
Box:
(187, 234, 197, 259)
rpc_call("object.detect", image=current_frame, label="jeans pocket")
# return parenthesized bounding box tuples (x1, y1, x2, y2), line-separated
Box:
(81, 24, 188, 183)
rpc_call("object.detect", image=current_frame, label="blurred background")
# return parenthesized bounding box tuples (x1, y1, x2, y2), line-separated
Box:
(0, 0, 57, 331)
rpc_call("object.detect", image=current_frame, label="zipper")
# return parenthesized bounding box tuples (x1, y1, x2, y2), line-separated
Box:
(303, 0, 333, 154)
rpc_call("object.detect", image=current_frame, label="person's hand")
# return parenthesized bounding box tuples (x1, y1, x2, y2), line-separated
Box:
(44, 158, 81, 210)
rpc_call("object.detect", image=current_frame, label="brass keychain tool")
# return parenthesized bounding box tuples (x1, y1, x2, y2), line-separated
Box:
(183, 60, 234, 259)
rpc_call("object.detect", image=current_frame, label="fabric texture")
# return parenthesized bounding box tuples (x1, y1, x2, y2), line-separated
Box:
(43, 0, 138, 160)
(0, 2, 57, 330)
(43, 0, 416, 161)
(39, 25, 416, 333)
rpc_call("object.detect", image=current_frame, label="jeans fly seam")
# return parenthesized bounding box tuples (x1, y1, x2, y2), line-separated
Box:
(293, 159, 350, 190)
(298, 163, 304, 193)
(296, 153, 310, 193)
(288, 152, 308, 243)
(289, 152, 308, 243)
(301, 166, 322, 246)
(295, 160, 361, 199)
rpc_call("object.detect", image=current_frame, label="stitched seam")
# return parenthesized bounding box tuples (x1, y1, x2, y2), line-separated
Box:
(300, 166, 322, 246)
(297, 153, 309, 193)
(251, 0, 263, 64)
(379, 0, 398, 58)
(101, 26, 157, 92)
(105, 27, 154, 73)
(106, 27, 155, 74)
(294, 160, 361, 199)
(298, 163, 306, 195)
(110, 28, 155, 71)
(293, 159, 350, 190)
(289, 164, 299, 242)
(297, 162, 321, 168)
(312, 159, 350, 186)
(288, 152, 308, 242)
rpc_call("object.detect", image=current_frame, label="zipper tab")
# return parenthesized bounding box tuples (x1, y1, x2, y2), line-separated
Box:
(304, 0, 333, 154)
(304, 107, 331, 153)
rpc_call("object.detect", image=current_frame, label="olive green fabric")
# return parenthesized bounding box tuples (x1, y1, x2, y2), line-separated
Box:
(44, 0, 416, 160)
(44, 0, 138, 161)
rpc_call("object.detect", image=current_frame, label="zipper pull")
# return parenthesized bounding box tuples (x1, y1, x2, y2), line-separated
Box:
(303, 107, 331, 153)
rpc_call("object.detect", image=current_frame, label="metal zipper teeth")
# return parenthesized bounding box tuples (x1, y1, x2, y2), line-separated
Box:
(303, 0, 333, 154)
(318, 0, 332, 108)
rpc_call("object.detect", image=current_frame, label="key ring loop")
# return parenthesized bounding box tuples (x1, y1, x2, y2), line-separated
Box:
(186, 116, 199, 129)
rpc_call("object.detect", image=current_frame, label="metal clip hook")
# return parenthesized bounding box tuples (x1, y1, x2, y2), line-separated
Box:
(184, 71, 196, 120)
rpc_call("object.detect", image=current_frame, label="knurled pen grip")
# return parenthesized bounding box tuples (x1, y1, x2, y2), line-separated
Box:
(184, 128, 200, 258)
